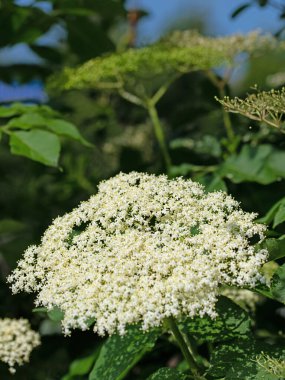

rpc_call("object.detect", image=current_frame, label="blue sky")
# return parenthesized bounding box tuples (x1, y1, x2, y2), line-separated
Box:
(0, 0, 284, 102)
(1, 1, 284, 65)
(127, 0, 284, 43)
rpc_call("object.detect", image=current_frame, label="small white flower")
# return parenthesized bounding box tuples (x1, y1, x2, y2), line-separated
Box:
(0, 318, 40, 373)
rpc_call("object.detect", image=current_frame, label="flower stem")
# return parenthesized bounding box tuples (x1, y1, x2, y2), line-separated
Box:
(166, 317, 203, 379)
(146, 100, 172, 172)
(206, 70, 235, 144)
(219, 87, 235, 144)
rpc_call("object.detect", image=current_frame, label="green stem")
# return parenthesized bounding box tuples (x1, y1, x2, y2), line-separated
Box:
(219, 87, 235, 143)
(146, 100, 172, 172)
(167, 317, 203, 379)
(206, 70, 235, 144)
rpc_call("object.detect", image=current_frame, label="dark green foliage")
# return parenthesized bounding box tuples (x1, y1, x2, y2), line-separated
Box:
(147, 368, 190, 380)
(0, 0, 125, 81)
(208, 339, 285, 379)
(89, 325, 160, 380)
(181, 297, 252, 343)
(270, 264, 285, 303)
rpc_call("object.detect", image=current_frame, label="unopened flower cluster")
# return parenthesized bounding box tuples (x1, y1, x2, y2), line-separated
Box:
(0, 318, 40, 373)
(8, 172, 268, 336)
(256, 353, 285, 377)
(168, 30, 278, 61)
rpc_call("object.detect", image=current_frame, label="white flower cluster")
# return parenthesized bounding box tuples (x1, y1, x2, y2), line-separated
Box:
(0, 318, 40, 373)
(8, 172, 268, 336)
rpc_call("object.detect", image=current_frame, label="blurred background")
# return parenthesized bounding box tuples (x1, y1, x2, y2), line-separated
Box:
(1, 1, 285, 379)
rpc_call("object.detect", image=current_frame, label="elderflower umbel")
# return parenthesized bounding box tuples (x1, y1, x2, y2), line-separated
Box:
(0, 318, 40, 373)
(8, 172, 268, 336)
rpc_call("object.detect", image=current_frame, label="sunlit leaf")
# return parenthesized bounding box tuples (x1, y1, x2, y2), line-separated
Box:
(9, 129, 61, 167)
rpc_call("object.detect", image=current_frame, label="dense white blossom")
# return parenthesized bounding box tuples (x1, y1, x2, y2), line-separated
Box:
(8, 172, 268, 336)
(0, 318, 40, 373)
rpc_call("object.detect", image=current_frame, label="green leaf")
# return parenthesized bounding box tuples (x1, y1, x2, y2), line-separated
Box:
(0, 103, 58, 119)
(170, 135, 222, 158)
(259, 238, 285, 261)
(231, 3, 251, 18)
(32, 307, 48, 314)
(66, 18, 114, 62)
(258, 197, 285, 225)
(0, 104, 26, 118)
(273, 203, 285, 228)
(208, 339, 285, 379)
(7, 113, 47, 129)
(0, 219, 25, 234)
(6, 112, 91, 147)
(219, 145, 278, 184)
(89, 325, 159, 380)
(147, 368, 190, 380)
(169, 164, 196, 177)
(47, 307, 64, 322)
(196, 174, 227, 192)
(270, 264, 285, 303)
(9, 129, 61, 167)
(44, 119, 92, 147)
(32, 306, 64, 322)
(181, 296, 251, 343)
(62, 349, 100, 380)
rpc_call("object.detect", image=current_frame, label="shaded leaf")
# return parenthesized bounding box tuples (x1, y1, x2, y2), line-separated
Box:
(30, 44, 63, 64)
(270, 264, 285, 303)
(220, 145, 285, 184)
(32, 307, 48, 314)
(259, 238, 285, 261)
(89, 325, 159, 380)
(258, 197, 285, 226)
(62, 348, 100, 380)
(170, 135, 222, 158)
(274, 204, 285, 228)
(47, 306, 64, 322)
(181, 296, 251, 343)
(66, 19, 114, 62)
(9, 129, 61, 166)
(0, 219, 25, 234)
(169, 164, 196, 177)
(208, 339, 285, 379)
(147, 368, 190, 380)
(196, 174, 227, 192)
(32, 306, 64, 322)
